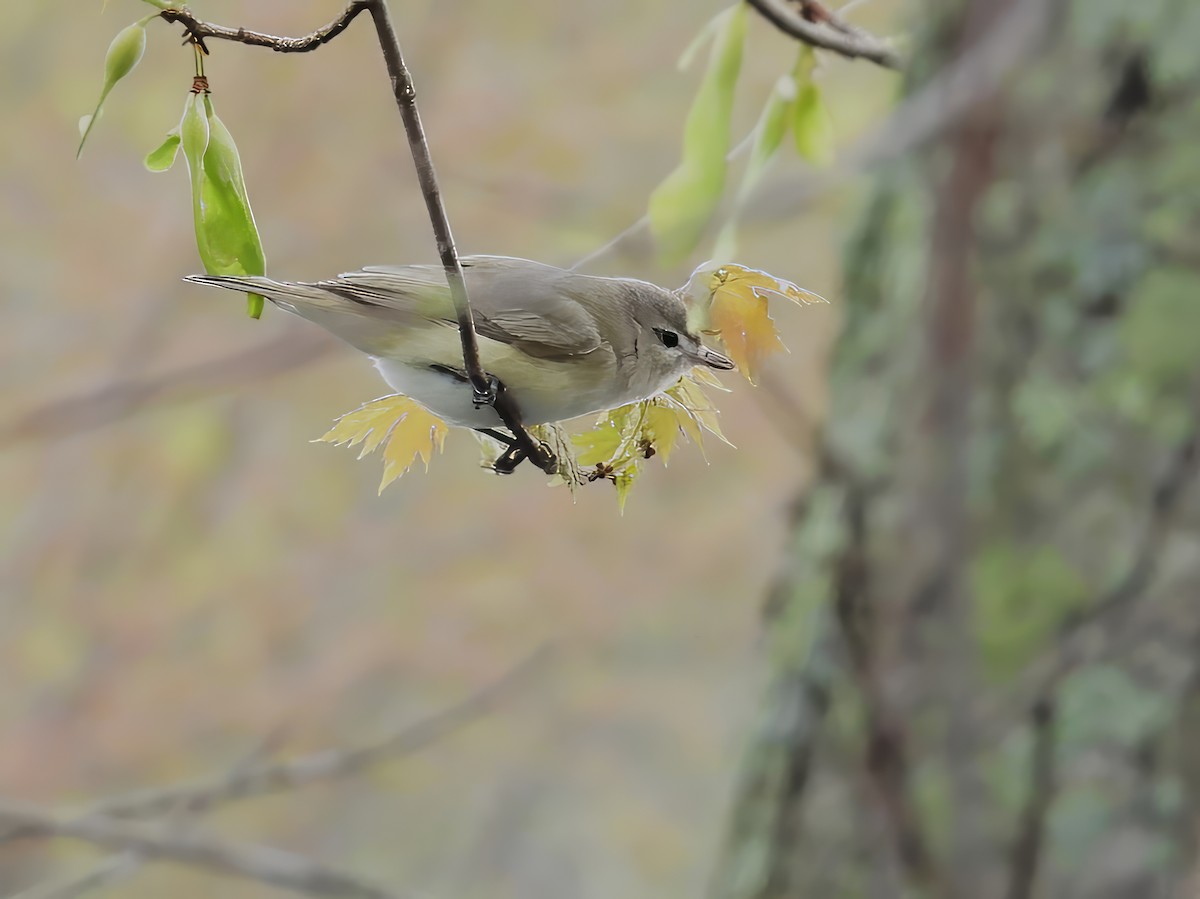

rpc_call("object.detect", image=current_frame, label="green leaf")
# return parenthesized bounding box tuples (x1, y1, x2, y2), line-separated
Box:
(648, 3, 746, 264)
(77, 17, 152, 158)
(144, 129, 181, 172)
(791, 47, 836, 166)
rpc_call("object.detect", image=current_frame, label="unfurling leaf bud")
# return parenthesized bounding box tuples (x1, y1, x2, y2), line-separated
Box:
(144, 129, 181, 172)
(77, 16, 153, 158)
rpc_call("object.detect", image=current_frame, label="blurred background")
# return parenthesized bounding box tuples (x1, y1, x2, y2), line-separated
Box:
(3, 0, 1200, 898)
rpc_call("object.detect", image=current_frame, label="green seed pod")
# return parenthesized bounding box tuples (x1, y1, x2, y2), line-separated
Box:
(178, 92, 268, 319)
(201, 95, 267, 318)
(180, 91, 219, 279)
(77, 16, 153, 158)
(104, 18, 149, 85)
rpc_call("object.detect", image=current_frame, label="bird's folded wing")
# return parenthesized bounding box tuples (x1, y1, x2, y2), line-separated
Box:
(330, 257, 606, 360)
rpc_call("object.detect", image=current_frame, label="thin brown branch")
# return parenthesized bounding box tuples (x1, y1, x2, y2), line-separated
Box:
(1005, 697, 1058, 899)
(159, 3, 372, 54)
(155, 2, 556, 473)
(0, 800, 400, 899)
(746, 0, 902, 68)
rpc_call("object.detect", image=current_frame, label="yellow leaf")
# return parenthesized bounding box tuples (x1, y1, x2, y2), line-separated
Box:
(644, 401, 682, 463)
(614, 470, 639, 514)
(710, 284, 785, 384)
(687, 263, 828, 383)
(687, 366, 731, 391)
(664, 376, 733, 452)
(573, 405, 636, 467)
(316, 394, 447, 492)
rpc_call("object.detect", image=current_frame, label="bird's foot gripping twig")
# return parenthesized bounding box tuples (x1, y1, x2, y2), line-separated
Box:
(471, 374, 501, 409)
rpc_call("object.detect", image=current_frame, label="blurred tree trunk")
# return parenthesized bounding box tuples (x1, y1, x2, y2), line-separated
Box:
(711, 0, 1200, 896)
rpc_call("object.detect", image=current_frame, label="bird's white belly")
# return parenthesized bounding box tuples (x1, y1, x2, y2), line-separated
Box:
(372, 354, 653, 430)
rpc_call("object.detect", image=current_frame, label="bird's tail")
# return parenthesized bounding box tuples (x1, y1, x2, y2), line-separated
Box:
(184, 274, 336, 310)
(185, 274, 416, 356)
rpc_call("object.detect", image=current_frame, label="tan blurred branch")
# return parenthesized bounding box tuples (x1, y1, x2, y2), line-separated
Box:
(0, 330, 335, 448)
(746, 0, 902, 69)
(10, 733, 290, 899)
(158, 1, 556, 473)
(977, 402, 1200, 742)
(0, 799, 401, 899)
(832, 485, 942, 896)
(1, 647, 546, 847)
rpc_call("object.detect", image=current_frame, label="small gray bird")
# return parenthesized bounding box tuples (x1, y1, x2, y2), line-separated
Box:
(188, 255, 734, 430)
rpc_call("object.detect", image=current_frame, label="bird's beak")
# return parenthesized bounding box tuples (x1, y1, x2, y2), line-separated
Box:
(697, 345, 735, 371)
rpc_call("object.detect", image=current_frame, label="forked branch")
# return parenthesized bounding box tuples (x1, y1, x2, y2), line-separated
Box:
(157, 2, 557, 474)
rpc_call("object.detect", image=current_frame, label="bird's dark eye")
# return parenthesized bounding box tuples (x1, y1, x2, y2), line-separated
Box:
(654, 328, 679, 348)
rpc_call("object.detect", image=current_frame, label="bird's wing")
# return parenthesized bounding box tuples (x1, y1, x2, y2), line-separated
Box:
(335, 256, 606, 360)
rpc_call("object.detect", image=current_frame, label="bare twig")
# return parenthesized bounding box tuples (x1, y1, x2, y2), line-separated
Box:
(1005, 697, 1058, 899)
(160, 3, 372, 54)
(746, 0, 902, 69)
(0, 800, 401, 899)
(156, 2, 556, 473)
